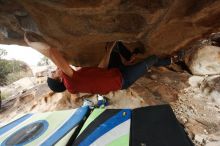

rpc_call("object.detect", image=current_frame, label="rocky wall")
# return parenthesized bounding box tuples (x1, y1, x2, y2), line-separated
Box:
(1, 0, 220, 66)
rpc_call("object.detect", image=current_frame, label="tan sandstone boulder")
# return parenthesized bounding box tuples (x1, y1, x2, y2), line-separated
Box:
(185, 45, 220, 75)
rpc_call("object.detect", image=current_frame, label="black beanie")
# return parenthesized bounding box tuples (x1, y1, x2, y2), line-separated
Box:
(47, 77, 66, 92)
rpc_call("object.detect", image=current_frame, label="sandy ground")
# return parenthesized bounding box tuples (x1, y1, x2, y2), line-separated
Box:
(0, 67, 220, 146)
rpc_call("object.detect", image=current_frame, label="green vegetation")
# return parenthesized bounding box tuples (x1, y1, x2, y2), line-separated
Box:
(0, 48, 7, 57)
(1, 90, 11, 100)
(0, 48, 32, 86)
(37, 56, 50, 66)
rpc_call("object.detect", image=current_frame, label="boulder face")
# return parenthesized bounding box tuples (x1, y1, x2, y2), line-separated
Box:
(185, 45, 220, 75)
(1, 0, 220, 66)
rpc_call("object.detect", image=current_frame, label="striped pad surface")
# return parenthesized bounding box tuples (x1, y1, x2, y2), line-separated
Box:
(72, 109, 131, 146)
(0, 106, 89, 146)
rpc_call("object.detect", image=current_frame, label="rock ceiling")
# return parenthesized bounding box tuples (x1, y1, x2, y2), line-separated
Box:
(1, 0, 220, 66)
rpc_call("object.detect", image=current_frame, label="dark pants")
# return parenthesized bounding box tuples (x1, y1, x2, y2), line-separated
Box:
(108, 47, 171, 89)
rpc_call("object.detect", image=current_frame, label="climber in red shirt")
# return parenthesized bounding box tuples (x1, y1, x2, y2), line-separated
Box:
(24, 32, 176, 94)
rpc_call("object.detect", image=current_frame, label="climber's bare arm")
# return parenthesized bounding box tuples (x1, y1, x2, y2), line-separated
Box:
(24, 32, 51, 57)
(49, 48, 73, 77)
(24, 32, 73, 77)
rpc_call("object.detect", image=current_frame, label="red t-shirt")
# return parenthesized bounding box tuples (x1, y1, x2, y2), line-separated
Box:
(61, 67, 123, 94)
